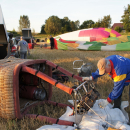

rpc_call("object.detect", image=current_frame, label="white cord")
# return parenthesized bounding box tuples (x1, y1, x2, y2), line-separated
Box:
(20, 101, 39, 112)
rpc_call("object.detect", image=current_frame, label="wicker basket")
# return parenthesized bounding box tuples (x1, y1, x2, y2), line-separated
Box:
(0, 57, 52, 119)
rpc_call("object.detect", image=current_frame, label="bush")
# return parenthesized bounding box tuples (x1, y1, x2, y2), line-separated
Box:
(114, 26, 122, 33)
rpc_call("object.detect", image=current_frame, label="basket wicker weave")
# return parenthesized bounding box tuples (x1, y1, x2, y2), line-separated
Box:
(0, 57, 52, 119)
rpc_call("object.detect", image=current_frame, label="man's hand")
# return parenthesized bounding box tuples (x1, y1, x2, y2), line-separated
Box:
(98, 99, 109, 108)
(82, 76, 92, 81)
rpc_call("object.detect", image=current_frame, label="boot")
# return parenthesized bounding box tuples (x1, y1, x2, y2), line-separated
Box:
(113, 95, 122, 109)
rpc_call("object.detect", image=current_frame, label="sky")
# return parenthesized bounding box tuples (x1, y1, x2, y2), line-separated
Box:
(0, 0, 130, 33)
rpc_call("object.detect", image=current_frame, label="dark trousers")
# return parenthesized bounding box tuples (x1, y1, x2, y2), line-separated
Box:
(51, 43, 54, 49)
(113, 94, 122, 109)
(20, 51, 27, 59)
(113, 85, 126, 109)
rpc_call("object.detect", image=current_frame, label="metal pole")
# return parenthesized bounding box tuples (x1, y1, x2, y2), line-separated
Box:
(75, 81, 88, 91)
(74, 90, 77, 125)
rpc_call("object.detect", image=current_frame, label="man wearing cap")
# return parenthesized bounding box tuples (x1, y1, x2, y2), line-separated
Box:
(82, 55, 130, 109)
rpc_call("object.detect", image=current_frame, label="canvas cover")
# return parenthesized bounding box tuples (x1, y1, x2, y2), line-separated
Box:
(0, 5, 8, 44)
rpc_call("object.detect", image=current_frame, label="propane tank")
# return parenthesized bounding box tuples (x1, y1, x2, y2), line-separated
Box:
(19, 85, 46, 100)
(78, 63, 92, 77)
(34, 88, 46, 100)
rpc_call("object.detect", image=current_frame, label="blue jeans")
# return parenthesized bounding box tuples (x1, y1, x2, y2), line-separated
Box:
(20, 51, 27, 59)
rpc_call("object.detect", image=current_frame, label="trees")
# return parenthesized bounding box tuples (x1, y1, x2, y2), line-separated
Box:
(40, 24, 46, 34)
(8, 29, 19, 37)
(43, 16, 79, 34)
(114, 26, 122, 33)
(80, 20, 95, 29)
(41, 14, 111, 35)
(18, 15, 30, 33)
(32, 28, 36, 36)
(60, 18, 71, 33)
(44, 16, 61, 35)
(100, 15, 112, 28)
(120, 4, 130, 32)
(74, 20, 80, 29)
(70, 21, 77, 31)
(93, 15, 112, 28)
(93, 19, 101, 28)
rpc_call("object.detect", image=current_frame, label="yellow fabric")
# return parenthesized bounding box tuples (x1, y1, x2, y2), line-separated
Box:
(67, 43, 79, 48)
(110, 33, 116, 37)
(113, 74, 126, 82)
(107, 40, 121, 45)
(97, 38, 107, 42)
(118, 35, 128, 42)
(47, 39, 50, 43)
(105, 28, 112, 32)
(107, 127, 121, 130)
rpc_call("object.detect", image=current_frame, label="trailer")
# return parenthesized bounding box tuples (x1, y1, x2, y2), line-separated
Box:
(22, 28, 35, 49)
(0, 6, 10, 59)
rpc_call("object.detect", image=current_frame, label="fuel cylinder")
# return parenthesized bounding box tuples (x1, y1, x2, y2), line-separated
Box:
(19, 85, 46, 100)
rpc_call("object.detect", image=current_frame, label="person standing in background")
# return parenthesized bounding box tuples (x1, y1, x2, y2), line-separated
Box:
(8, 33, 14, 48)
(17, 36, 30, 59)
(50, 35, 54, 49)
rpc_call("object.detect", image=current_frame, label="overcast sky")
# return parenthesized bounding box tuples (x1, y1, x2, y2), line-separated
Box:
(0, 0, 129, 33)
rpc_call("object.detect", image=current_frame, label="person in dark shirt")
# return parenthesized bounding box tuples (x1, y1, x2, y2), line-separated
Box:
(50, 35, 54, 49)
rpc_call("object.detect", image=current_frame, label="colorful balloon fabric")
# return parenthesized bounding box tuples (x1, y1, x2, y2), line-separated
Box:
(54, 28, 130, 51)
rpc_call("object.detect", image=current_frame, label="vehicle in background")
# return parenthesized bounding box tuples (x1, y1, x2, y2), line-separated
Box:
(0, 26, 9, 59)
(0, 6, 17, 59)
(22, 28, 35, 49)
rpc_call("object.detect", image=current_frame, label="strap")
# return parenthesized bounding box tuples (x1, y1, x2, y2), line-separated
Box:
(56, 65, 59, 69)
(35, 70, 39, 76)
(72, 74, 74, 77)
(36, 114, 39, 118)
(55, 81, 59, 86)
(56, 119, 59, 124)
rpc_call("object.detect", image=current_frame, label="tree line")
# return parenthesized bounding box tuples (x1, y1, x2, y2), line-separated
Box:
(15, 4, 130, 35)
(40, 15, 112, 35)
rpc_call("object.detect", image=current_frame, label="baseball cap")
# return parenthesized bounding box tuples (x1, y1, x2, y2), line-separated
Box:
(97, 58, 106, 75)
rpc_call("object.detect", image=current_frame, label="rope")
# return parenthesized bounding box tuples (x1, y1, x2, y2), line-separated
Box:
(20, 101, 39, 112)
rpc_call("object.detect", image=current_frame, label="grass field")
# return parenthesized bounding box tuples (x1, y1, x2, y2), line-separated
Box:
(1, 46, 130, 130)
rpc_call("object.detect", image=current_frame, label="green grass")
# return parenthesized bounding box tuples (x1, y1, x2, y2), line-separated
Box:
(120, 32, 130, 36)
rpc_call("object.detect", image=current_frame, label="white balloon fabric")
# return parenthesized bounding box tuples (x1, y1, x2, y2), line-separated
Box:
(37, 99, 130, 130)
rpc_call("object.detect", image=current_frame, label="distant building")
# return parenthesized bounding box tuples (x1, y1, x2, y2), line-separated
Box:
(111, 23, 124, 30)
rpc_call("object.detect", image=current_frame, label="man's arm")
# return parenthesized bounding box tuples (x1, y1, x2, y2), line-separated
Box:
(92, 69, 104, 80)
(17, 41, 20, 51)
(82, 69, 103, 81)
(17, 46, 19, 51)
(27, 44, 30, 53)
